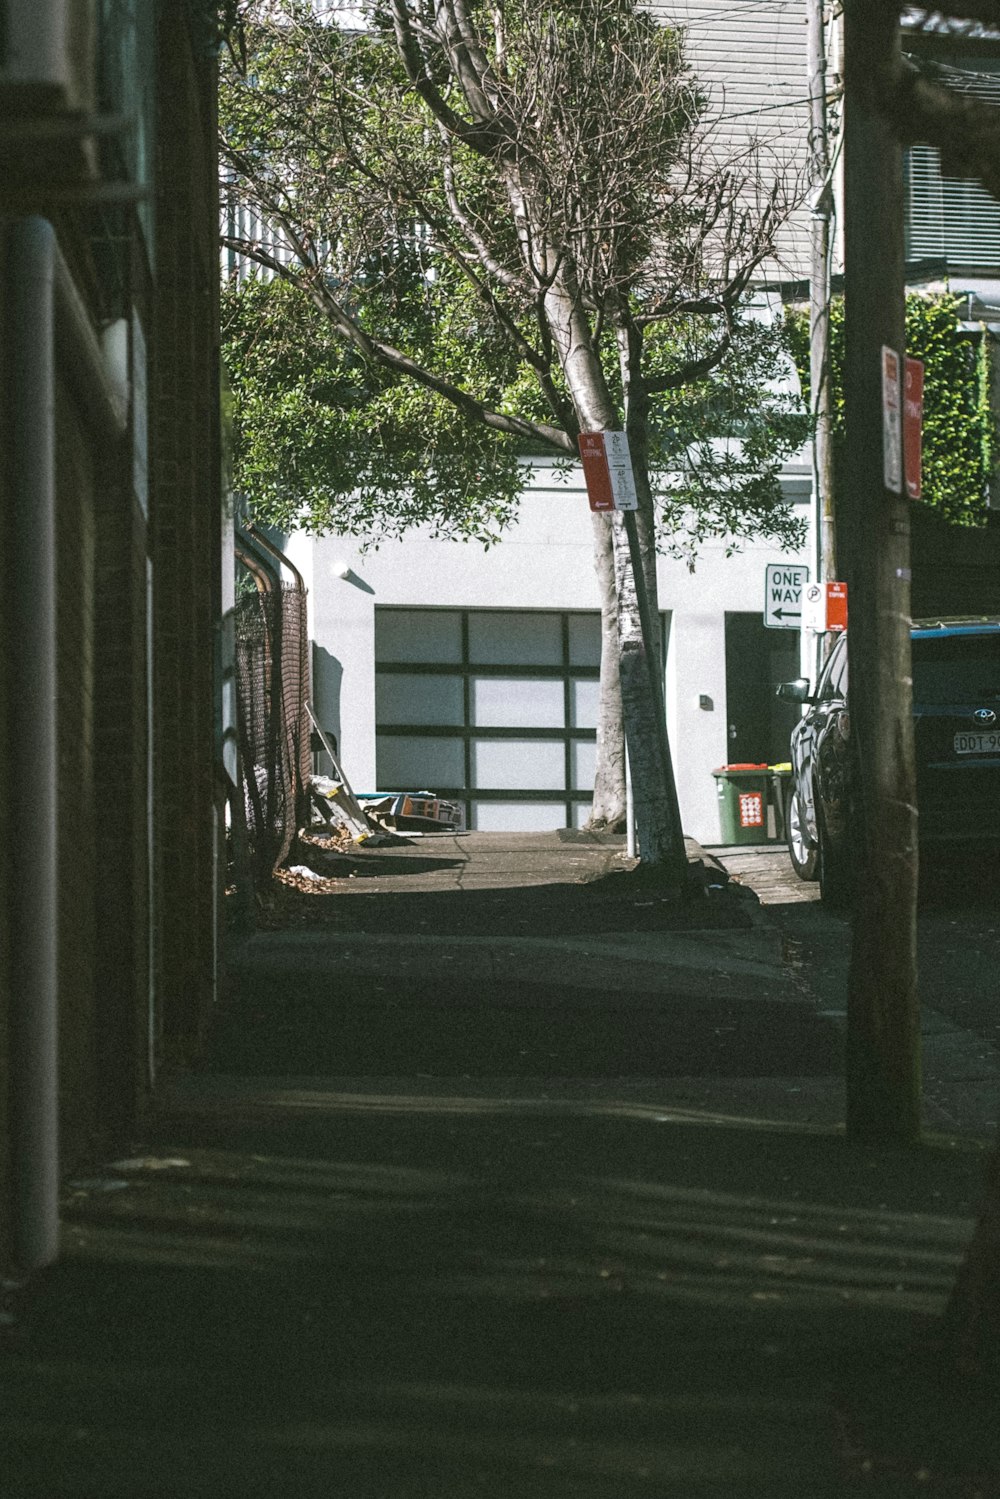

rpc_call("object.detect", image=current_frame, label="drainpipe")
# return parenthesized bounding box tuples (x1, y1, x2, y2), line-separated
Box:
(8, 218, 128, 1275)
(243, 520, 306, 592)
(9, 218, 60, 1274)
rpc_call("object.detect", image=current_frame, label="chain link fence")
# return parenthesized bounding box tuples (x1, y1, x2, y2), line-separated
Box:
(234, 580, 310, 877)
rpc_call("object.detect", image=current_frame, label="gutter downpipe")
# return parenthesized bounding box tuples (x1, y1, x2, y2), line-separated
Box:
(9, 218, 129, 1275)
(243, 520, 306, 593)
(10, 219, 60, 1274)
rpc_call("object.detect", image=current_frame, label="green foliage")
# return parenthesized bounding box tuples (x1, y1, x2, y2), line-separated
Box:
(224, 278, 808, 554)
(220, 2, 808, 557)
(222, 276, 526, 544)
(787, 293, 995, 526)
(645, 312, 810, 559)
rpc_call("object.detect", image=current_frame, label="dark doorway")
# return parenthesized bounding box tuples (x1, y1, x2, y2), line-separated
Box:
(724, 613, 801, 765)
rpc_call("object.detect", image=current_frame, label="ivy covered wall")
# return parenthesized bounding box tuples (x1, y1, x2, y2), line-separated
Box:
(788, 293, 995, 528)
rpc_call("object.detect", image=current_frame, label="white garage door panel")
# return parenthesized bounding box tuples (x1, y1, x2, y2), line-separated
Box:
(570, 678, 599, 729)
(377, 735, 464, 789)
(468, 611, 562, 664)
(471, 739, 565, 791)
(376, 672, 465, 726)
(471, 676, 564, 728)
(571, 740, 597, 790)
(473, 801, 568, 832)
(376, 608, 463, 663)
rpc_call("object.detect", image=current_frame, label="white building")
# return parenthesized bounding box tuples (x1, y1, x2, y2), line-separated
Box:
(286, 452, 813, 845)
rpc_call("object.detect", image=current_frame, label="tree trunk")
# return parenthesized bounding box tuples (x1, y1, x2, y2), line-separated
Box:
(532, 271, 685, 873)
(588, 511, 627, 830)
(613, 507, 686, 880)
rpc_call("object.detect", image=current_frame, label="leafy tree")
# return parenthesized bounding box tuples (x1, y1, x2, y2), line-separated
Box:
(222, 273, 528, 544)
(788, 291, 994, 527)
(220, 0, 806, 869)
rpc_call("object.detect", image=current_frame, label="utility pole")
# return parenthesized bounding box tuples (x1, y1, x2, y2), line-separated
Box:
(842, 0, 921, 1142)
(807, 0, 836, 650)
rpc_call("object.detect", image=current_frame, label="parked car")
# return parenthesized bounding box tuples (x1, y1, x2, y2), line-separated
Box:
(777, 617, 1000, 904)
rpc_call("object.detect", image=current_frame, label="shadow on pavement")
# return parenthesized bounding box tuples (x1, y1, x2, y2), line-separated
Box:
(205, 969, 841, 1078)
(261, 869, 753, 938)
(2, 1094, 993, 1497)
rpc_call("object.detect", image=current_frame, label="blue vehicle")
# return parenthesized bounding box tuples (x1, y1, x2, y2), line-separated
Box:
(777, 617, 1000, 904)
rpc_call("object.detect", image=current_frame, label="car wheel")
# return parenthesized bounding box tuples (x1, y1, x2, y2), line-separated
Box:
(786, 786, 818, 881)
(817, 801, 851, 911)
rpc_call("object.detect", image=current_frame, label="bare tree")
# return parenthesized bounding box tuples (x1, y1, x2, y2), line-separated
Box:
(221, 0, 802, 874)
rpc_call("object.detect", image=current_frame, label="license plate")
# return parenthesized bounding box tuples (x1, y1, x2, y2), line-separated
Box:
(954, 731, 1000, 755)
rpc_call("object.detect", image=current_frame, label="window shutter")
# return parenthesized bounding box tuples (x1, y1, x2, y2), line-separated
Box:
(906, 60, 1000, 268)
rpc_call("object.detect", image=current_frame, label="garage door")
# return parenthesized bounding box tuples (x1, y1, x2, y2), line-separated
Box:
(375, 608, 601, 831)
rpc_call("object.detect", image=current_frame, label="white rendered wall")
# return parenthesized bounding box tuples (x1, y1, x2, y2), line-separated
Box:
(296, 460, 811, 840)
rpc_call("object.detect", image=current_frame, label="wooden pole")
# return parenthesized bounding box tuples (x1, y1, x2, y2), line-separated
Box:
(807, 0, 836, 590)
(842, 0, 921, 1142)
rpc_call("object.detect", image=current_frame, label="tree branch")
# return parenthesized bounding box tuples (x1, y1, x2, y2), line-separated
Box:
(388, 0, 501, 158)
(645, 332, 734, 395)
(222, 233, 574, 454)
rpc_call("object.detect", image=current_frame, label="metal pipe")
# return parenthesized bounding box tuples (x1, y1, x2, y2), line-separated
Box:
(243, 521, 306, 592)
(8, 217, 130, 1275)
(234, 543, 274, 593)
(9, 218, 60, 1274)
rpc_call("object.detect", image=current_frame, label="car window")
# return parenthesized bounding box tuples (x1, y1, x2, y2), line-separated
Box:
(816, 637, 848, 701)
(912, 632, 1000, 705)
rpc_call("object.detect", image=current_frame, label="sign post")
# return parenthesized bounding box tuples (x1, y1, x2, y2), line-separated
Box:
(578, 431, 639, 512)
(903, 356, 924, 501)
(802, 580, 848, 634)
(882, 345, 902, 494)
(764, 563, 808, 629)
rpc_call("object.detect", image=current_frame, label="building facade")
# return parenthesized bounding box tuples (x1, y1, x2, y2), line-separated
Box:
(290, 454, 813, 847)
(1, 0, 224, 1277)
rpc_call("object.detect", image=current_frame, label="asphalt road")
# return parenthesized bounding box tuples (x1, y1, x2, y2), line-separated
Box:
(715, 842, 1000, 1139)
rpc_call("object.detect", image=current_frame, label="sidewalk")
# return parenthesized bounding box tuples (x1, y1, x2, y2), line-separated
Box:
(2, 832, 996, 1496)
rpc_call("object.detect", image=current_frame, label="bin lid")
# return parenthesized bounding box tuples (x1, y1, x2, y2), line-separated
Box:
(713, 763, 769, 772)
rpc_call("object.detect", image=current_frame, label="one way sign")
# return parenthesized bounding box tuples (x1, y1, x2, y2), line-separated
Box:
(764, 563, 809, 629)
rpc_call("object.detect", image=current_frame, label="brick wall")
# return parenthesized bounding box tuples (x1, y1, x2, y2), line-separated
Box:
(0, 232, 10, 1270)
(53, 378, 100, 1165)
(92, 465, 150, 1140)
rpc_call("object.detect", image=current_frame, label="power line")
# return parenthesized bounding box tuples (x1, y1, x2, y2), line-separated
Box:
(675, 0, 798, 33)
(717, 92, 815, 122)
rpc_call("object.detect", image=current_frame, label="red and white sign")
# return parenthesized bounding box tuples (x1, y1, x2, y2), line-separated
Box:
(802, 580, 848, 633)
(739, 791, 765, 829)
(882, 346, 902, 494)
(826, 580, 848, 632)
(578, 431, 639, 513)
(904, 356, 924, 501)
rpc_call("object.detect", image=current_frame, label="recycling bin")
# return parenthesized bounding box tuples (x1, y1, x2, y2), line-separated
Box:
(768, 763, 793, 843)
(712, 763, 773, 845)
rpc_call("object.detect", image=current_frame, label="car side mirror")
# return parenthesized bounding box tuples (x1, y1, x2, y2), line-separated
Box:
(776, 678, 812, 704)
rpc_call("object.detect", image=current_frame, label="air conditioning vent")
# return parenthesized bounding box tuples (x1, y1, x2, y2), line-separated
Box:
(0, 0, 96, 114)
(0, 0, 99, 189)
